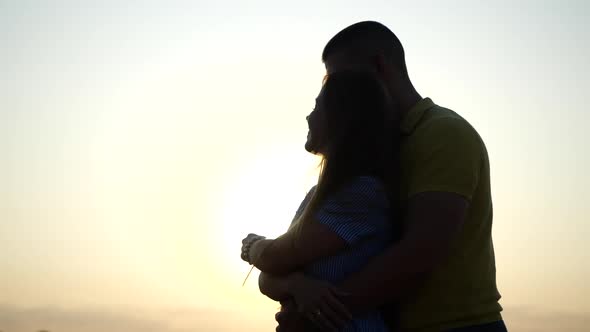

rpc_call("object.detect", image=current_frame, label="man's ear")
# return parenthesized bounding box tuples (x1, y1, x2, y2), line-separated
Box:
(375, 53, 407, 84)
(374, 52, 392, 80)
(373, 52, 398, 82)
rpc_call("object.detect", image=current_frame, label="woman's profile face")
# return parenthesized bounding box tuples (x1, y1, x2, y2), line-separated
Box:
(305, 87, 327, 154)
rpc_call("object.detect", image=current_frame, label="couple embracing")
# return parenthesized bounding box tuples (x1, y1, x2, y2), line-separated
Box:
(241, 21, 507, 332)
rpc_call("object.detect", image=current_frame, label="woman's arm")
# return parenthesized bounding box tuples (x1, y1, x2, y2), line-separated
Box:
(258, 271, 317, 301)
(249, 222, 347, 275)
(258, 272, 296, 301)
(246, 176, 385, 275)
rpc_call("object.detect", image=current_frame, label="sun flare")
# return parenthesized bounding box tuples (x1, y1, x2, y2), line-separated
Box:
(212, 147, 320, 277)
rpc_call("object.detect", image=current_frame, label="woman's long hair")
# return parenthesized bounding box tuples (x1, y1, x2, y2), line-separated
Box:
(291, 71, 400, 243)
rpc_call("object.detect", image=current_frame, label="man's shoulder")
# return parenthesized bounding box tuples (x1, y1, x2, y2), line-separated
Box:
(414, 105, 481, 144)
(420, 105, 468, 129)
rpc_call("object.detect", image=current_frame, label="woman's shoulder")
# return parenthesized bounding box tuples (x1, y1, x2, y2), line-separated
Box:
(343, 176, 386, 197)
(350, 175, 384, 188)
(322, 176, 389, 210)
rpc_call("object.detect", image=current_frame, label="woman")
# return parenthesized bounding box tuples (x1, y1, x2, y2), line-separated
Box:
(241, 71, 400, 331)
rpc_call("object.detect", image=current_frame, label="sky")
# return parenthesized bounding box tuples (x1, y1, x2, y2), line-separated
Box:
(1, 0, 589, 331)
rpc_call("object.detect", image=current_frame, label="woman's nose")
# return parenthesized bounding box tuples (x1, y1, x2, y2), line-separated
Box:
(306, 115, 310, 121)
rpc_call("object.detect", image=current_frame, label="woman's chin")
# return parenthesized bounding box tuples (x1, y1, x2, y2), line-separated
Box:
(305, 139, 318, 154)
(304, 140, 314, 153)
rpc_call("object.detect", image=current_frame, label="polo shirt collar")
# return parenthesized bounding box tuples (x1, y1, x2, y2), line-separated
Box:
(400, 97, 435, 135)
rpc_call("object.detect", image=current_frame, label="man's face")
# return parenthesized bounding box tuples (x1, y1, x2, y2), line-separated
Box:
(325, 53, 367, 76)
(325, 57, 345, 76)
(325, 51, 392, 85)
(325, 51, 399, 114)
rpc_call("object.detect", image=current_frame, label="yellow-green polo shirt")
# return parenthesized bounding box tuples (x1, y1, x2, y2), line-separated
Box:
(397, 98, 503, 331)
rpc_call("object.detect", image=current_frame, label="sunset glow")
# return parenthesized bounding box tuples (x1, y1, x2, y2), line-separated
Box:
(1, 1, 588, 331)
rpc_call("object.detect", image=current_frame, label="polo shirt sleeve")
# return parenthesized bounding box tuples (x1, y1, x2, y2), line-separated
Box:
(407, 117, 483, 200)
(314, 176, 388, 245)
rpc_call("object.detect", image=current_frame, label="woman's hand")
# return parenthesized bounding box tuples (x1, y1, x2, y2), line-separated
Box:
(241, 233, 266, 263)
(287, 273, 353, 331)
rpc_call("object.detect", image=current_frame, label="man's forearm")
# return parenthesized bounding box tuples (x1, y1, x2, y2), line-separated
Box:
(338, 238, 436, 313)
(339, 192, 467, 313)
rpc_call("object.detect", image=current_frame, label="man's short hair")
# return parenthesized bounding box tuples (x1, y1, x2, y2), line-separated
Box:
(322, 21, 407, 76)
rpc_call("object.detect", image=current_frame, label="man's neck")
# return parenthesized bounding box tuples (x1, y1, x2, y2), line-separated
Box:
(395, 88, 422, 119)
(384, 75, 422, 118)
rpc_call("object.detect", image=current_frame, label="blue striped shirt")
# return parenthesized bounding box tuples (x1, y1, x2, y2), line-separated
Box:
(292, 176, 394, 332)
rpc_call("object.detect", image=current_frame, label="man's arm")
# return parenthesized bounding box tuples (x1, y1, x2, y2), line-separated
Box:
(338, 191, 469, 311)
(274, 116, 484, 330)
(271, 191, 469, 323)
(339, 116, 482, 311)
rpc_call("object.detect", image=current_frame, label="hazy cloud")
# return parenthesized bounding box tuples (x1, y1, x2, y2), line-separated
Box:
(0, 305, 266, 332)
(502, 306, 589, 332)
(1, 305, 589, 332)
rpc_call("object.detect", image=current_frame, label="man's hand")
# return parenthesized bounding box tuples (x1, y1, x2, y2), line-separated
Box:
(289, 273, 352, 330)
(276, 300, 317, 332)
(273, 275, 352, 331)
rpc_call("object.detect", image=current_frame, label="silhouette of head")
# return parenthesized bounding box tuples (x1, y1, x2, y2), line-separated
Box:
(322, 21, 409, 94)
(306, 71, 395, 176)
(295, 71, 399, 235)
(305, 71, 394, 177)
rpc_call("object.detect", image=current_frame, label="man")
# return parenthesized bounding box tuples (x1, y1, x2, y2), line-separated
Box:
(259, 21, 506, 332)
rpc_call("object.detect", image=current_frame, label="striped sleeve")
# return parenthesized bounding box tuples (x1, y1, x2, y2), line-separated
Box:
(289, 186, 316, 227)
(314, 176, 388, 245)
